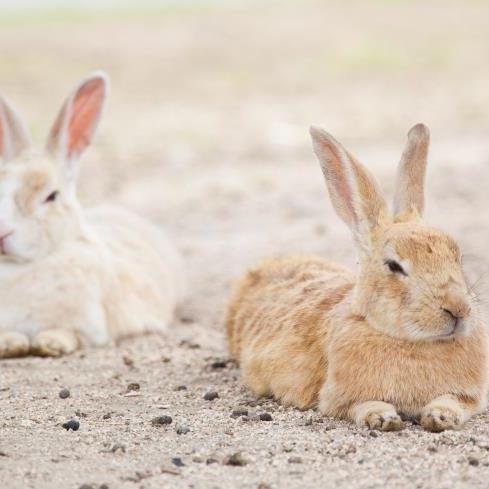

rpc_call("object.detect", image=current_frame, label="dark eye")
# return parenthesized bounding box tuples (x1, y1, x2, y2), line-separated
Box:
(385, 259, 407, 276)
(44, 191, 59, 203)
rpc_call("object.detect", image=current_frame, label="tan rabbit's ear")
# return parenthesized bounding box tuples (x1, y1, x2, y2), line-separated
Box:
(0, 95, 31, 164)
(310, 127, 387, 251)
(393, 123, 430, 219)
(46, 71, 108, 183)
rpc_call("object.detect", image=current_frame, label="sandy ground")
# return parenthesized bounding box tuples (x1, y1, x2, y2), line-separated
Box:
(2, 1, 489, 488)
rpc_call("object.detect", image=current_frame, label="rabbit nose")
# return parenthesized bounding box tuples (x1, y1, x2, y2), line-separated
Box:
(441, 297, 471, 322)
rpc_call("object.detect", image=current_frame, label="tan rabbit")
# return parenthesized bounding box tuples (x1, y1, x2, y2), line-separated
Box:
(226, 124, 488, 432)
(0, 72, 184, 358)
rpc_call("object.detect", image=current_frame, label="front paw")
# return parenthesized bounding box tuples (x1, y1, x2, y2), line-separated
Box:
(30, 330, 78, 357)
(421, 405, 463, 432)
(365, 411, 405, 432)
(0, 331, 29, 358)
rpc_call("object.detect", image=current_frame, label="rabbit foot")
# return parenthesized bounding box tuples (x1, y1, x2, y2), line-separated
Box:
(0, 331, 29, 358)
(350, 401, 405, 431)
(421, 405, 463, 432)
(30, 329, 79, 357)
(365, 411, 405, 432)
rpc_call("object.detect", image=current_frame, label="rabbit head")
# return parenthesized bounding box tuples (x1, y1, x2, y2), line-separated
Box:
(310, 124, 473, 342)
(0, 72, 108, 263)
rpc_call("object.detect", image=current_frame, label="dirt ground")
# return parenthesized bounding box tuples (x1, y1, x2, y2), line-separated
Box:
(2, 1, 489, 488)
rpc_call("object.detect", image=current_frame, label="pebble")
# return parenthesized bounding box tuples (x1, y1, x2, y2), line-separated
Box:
(122, 355, 134, 367)
(204, 391, 219, 401)
(110, 443, 126, 453)
(172, 457, 185, 467)
(288, 456, 302, 464)
(369, 430, 379, 438)
(224, 452, 248, 466)
(127, 383, 140, 391)
(58, 388, 70, 399)
(151, 415, 173, 426)
(258, 412, 273, 422)
(174, 385, 187, 391)
(211, 360, 227, 369)
(231, 407, 249, 418)
(468, 456, 480, 466)
(176, 425, 190, 435)
(62, 419, 80, 431)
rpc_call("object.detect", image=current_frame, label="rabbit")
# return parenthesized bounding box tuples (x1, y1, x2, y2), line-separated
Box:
(0, 72, 184, 358)
(226, 124, 488, 432)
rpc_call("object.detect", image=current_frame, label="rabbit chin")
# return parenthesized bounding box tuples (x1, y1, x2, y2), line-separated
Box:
(403, 319, 473, 343)
(0, 239, 43, 263)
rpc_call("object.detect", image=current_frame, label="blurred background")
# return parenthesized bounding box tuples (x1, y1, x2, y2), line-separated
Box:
(1, 0, 489, 318)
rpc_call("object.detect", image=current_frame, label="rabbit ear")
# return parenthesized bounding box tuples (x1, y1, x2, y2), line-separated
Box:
(46, 71, 108, 183)
(0, 95, 31, 163)
(393, 123, 430, 218)
(310, 126, 388, 252)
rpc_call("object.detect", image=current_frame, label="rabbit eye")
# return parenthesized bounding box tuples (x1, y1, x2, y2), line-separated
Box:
(385, 259, 407, 276)
(44, 191, 59, 203)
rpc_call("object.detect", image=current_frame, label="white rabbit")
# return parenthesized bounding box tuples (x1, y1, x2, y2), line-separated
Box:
(0, 72, 184, 357)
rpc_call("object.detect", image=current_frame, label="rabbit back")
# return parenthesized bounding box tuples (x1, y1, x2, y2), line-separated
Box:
(86, 205, 184, 341)
(226, 255, 354, 409)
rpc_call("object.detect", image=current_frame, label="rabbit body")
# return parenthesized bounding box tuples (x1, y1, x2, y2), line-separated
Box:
(0, 205, 182, 348)
(226, 125, 488, 432)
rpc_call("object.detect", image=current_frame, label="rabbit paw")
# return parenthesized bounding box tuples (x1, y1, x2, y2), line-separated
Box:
(0, 331, 29, 358)
(365, 411, 405, 432)
(30, 330, 78, 357)
(421, 406, 463, 432)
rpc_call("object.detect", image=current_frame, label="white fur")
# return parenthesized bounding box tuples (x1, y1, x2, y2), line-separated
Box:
(0, 73, 184, 356)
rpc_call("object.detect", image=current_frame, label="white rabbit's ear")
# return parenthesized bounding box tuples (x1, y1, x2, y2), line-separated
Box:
(46, 71, 108, 182)
(393, 123, 430, 218)
(0, 95, 31, 164)
(310, 126, 388, 252)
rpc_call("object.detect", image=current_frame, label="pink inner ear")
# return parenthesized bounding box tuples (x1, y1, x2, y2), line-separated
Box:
(67, 78, 105, 158)
(326, 145, 357, 223)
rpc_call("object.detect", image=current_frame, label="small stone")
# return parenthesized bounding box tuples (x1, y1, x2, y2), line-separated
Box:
(176, 425, 190, 435)
(58, 388, 70, 399)
(122, 355, 134, 367)
(204, 391, 219, 401)
(127, 383, 140, 391)
(206, 458, 218, 465)
(192, 456, 203, 463)
(151, 415, 173, 426)
(174, 385, 187, 391)
(211, 360, 227, 369)
(224, 452, 248, 466)
(110, 443, 126, 453)
(369, 430, 378, 438)
(172, 457, 185, 467)
(427, 445, 438, 453)
(78, 485, 93, 489)
(231, 408, 248, 418)
(102, 413, 112, 420)
(99, 485, 109, 489)
(62, 419, 80, 431)
(469, 456, 480, 466)
(258, 412, 272, 421)
(288, 456, 302, 464)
